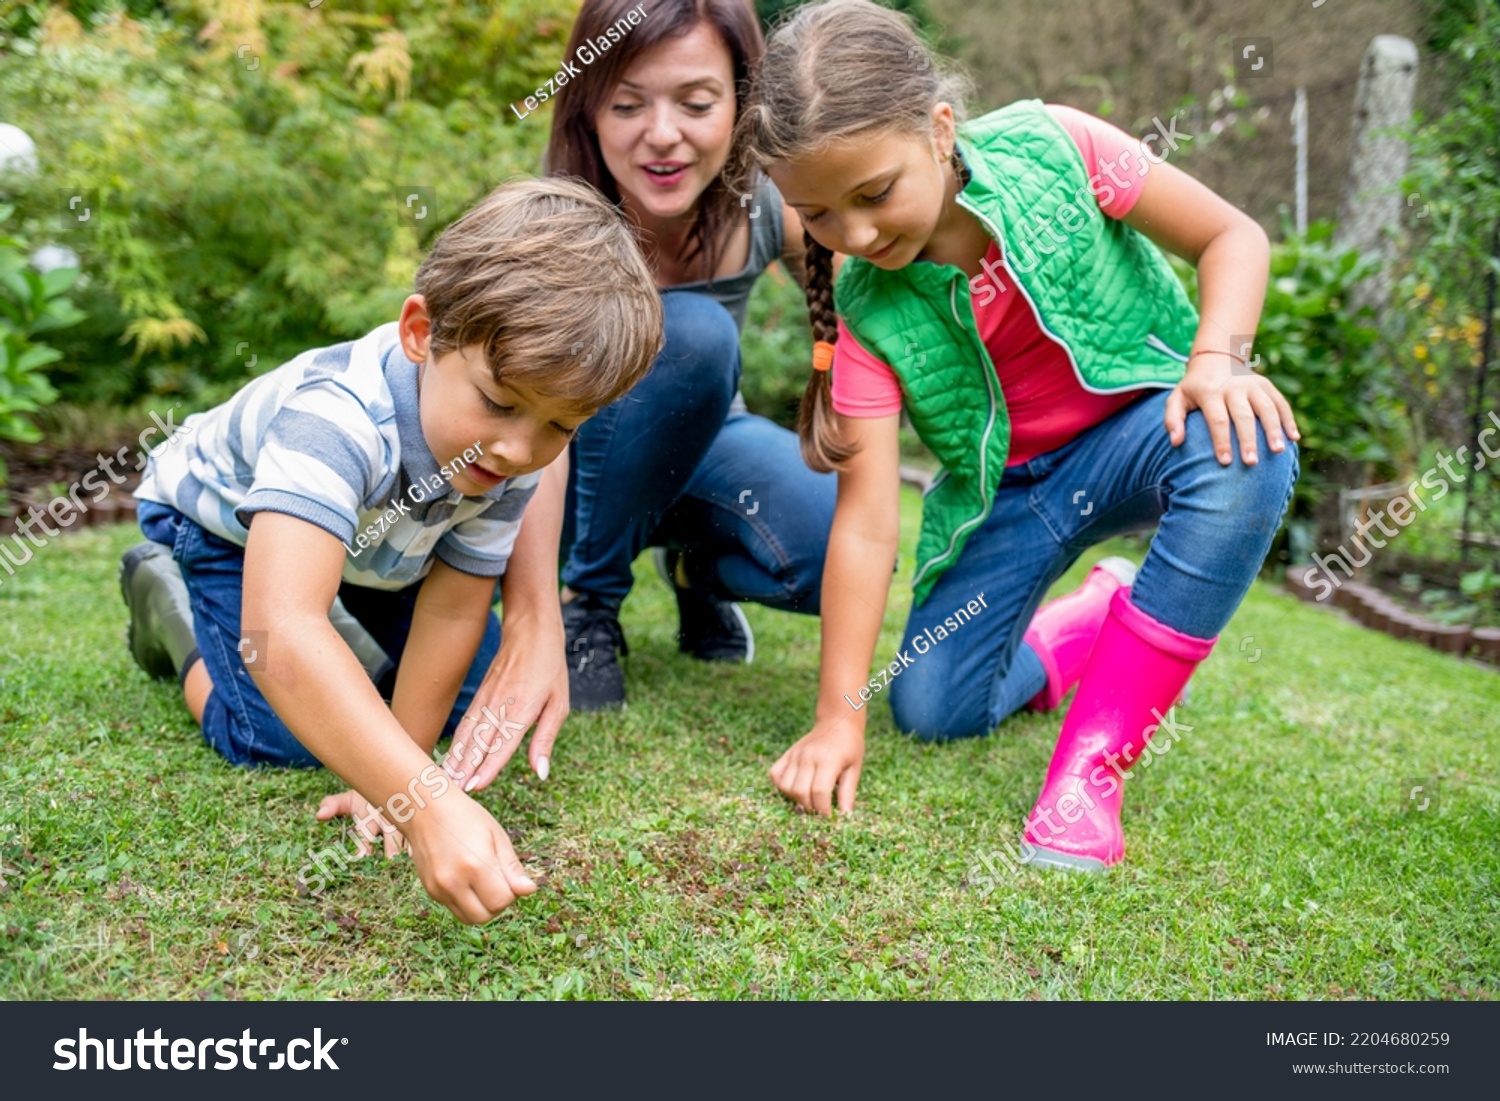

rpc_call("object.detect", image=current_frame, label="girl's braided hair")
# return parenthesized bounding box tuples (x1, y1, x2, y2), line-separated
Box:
(732, 0, 969, 471)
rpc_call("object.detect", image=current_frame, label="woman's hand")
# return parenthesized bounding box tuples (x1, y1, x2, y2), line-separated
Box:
(770, 714, 866, 816)
(441, 616, 568, 795)
(1164, 355, 1300, 466)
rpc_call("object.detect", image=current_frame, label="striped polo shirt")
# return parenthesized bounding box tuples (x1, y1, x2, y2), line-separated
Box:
(135, 322, 540, 591)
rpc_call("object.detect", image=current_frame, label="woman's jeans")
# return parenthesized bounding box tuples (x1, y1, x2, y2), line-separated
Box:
(138, 500, 497, 768)
(560, 291, 836, 613)
(888, 390, 1299, 741)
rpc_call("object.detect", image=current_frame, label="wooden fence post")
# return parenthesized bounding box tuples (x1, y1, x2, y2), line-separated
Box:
(1334, 35, 1419, 315)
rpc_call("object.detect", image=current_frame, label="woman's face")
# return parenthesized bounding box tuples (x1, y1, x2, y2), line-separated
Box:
(594, 21, 736, 225)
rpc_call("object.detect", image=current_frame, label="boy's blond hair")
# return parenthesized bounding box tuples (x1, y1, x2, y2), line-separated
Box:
(414, 176, 662, 411)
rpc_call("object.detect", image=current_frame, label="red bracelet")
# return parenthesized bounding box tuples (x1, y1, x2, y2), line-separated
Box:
(1187, 349, 1249, 368)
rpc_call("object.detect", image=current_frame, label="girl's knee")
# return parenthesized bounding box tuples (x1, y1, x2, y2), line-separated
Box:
(1182, 419, 1299, 520)
(889, 677, 985, 742)
(1237, 434, 1299, 522)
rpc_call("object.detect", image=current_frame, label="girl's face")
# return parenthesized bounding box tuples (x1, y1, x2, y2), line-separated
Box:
(594, 22, 737, 225)
(767, 111, 955, 269)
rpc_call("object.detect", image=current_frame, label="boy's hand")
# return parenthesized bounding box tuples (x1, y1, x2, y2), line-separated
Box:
(1165, 356, 1300, 466)
(405, 792, 538, 924)
(443, 618, 568, 794)
(316, 790, 406, 858)
(770, 715, 866, 816)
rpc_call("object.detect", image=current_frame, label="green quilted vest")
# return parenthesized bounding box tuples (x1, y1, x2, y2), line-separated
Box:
(835, 99, 1199, 606)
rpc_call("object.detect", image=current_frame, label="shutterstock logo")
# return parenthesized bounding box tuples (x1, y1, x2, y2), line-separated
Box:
(53, 1028, 344, 1070)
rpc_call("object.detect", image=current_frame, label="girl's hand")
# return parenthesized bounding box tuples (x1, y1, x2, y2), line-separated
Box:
(770, 715, 866, 816)
(1164, 356, 1300, 466)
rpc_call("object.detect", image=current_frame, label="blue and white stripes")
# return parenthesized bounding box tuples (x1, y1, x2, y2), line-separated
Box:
(136, 322, 539, 591)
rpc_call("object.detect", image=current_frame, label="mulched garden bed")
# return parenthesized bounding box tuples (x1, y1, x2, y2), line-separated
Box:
(0, 436, 144, 536)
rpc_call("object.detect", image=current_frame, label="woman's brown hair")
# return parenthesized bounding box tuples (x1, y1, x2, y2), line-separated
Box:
(545, 0, 765, 280)
(734, 0, 969, 472)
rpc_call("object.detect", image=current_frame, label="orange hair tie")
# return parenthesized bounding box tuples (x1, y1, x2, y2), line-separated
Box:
(812, 341, 835, 372)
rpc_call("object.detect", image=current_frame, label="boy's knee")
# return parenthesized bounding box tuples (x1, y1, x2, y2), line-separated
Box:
(202, 690, 321, 769)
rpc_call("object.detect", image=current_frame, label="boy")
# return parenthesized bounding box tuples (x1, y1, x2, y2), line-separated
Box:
(119, 178, 662, 924)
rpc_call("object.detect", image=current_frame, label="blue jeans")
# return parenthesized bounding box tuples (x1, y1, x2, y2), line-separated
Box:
(888, 390, 1299, 740)
(561, 291, 836, 612)
(138, 500, 499, 768)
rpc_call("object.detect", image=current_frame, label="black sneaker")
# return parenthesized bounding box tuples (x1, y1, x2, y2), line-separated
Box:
(561, 594, 628, 711)
(654, 548, 753, 663)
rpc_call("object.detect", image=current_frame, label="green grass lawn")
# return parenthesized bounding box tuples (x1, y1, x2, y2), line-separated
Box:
(2, 487, 1497, 1000)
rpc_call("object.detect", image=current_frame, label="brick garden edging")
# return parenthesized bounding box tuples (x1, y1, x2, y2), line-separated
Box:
(1284, 565, 1500, 667)
(0, 490, 138, 537)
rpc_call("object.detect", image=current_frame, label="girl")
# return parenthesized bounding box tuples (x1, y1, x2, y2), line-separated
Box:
(737, 0, 1300, 870)
(544, 0, 837, 710)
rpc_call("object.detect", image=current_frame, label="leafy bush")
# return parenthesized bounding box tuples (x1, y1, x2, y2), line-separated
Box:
(740, 264, 811, 427)
(0, 203, 85, 482)
(0, 1, 571, 404)
(1172, 221, 1395, 538)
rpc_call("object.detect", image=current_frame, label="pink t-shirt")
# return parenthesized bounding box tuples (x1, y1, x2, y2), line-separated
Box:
(832, 104, 1155, 466)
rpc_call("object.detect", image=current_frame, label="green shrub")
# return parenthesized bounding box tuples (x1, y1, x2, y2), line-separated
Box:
(1392, 1, 1500, 573)
(0, 1, 570, 404)
(740, 264, 811, 427)
(0, 203, 85, 483)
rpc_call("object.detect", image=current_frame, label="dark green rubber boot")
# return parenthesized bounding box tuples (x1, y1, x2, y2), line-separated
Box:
(119, 543, 199, 679)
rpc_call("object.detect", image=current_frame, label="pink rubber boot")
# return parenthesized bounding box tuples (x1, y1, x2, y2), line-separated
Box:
(1022, 589, 1217, 871)
(1023, 556, 1137, 711)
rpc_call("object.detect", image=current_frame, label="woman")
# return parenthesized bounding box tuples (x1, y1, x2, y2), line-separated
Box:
(545, 0, 836, 710)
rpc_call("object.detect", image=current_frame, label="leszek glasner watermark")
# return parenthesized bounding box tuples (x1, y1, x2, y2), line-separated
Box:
(510, 2, 651, 120)
(346, 440, 483, 557)
(846, 593, 988, 710)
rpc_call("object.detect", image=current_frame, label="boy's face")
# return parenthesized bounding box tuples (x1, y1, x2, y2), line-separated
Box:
(398, 296, 590, 496)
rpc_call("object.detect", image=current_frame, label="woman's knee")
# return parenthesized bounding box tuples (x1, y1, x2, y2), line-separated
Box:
(654, 292, 741, 411)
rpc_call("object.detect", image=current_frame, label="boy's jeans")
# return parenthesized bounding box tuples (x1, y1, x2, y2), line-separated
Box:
(888, 390, 1299, 741)
(561, 291, 837, 612)
(138, 500, 498, 768)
